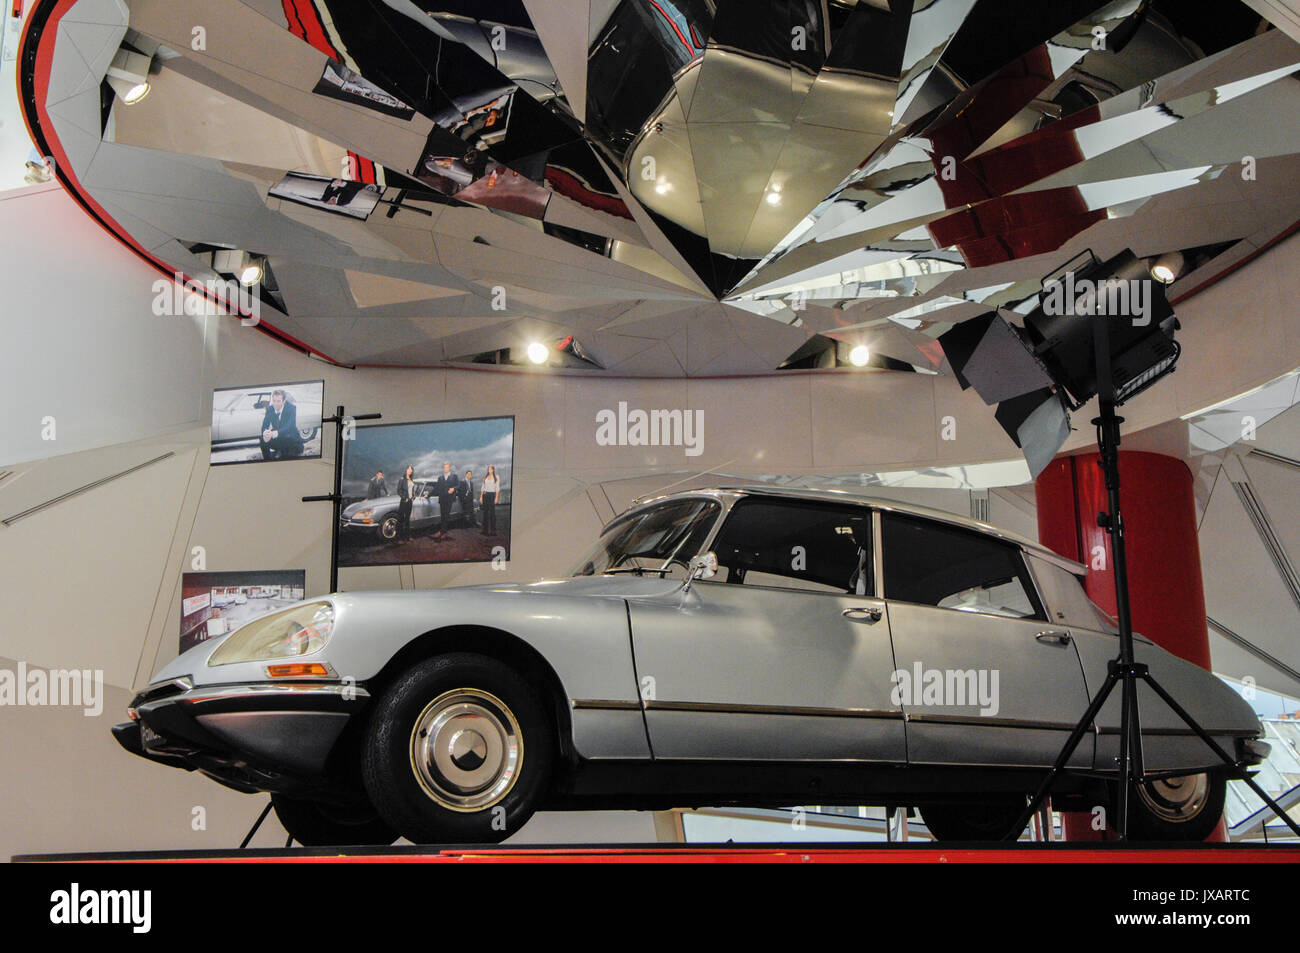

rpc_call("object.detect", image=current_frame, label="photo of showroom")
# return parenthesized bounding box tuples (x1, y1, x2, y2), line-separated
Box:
(2, 0, 1299, 920)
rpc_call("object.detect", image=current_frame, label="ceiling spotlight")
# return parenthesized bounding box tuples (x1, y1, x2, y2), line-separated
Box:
(1149, 251, 1185, 285)
(106, 49, 152, 105)
(526, 341, 549, 365)
(765, 185, 782, 206)
(848, 345, 870, 367)
(239, 261, 265, 286)
(212, 249, 264, 285)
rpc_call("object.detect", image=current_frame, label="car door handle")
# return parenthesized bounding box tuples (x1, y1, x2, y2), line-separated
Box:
(1035, 630, 1072, 645)
(843, 607, 883, 624)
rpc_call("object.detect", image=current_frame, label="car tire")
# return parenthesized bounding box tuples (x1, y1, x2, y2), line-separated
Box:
(299, 426, 318, 441)
(380, 516, 399, 540)
(361, 653, 553, 845)
(920, 799, 1029, 842)
(270, 793, 398, 847)
(1121, 771, 1225, 841)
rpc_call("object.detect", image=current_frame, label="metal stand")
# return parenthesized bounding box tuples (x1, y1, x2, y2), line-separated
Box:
(1006, 317, 1300, 841)
(302, 405, 381, 593)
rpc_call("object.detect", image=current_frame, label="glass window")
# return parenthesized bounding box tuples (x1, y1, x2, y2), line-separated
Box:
(710, 498, 873, 595)
(571, 498, 720, 577)
(882, 513, 1042, 619)
(1027, 555, 1116, 630)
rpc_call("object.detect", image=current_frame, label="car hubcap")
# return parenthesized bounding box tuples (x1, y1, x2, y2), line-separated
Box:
(409, 689, 522, 811)
(1136, 773, 1210, 822)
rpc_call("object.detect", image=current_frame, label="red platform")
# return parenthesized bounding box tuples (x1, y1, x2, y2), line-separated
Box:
(16, 843, 1300, 863)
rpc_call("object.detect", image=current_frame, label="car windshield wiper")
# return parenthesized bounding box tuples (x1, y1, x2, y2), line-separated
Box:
(602, 566, 672, 576)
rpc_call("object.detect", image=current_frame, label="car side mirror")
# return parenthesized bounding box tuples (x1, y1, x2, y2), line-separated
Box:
(681, 552, 718, 594)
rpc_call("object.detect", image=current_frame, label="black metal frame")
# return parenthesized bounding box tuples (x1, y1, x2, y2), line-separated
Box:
(302, 405, 382, 593)
(1006, 311, 1300, 841)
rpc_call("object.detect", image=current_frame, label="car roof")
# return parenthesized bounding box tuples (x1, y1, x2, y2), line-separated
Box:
(626, 485, 1086, 574)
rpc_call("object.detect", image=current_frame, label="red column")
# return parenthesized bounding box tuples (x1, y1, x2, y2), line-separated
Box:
(1035, 450, 1226, 841)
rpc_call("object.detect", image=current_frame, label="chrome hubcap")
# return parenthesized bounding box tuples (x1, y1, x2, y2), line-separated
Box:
(410, 689, 521, 811)
(1136, 772, 1210, 822)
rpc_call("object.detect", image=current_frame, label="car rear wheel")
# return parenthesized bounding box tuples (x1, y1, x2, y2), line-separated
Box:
(270, 793, 398, 847)
(920, 798, 1029, 842)
(1123, 771, 1225, 841)
(361, 653, 553, 844)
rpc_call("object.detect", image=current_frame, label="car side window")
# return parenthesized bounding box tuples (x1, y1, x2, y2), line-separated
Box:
(1027, 555, 1114, 630)
(711, 498, 873, 595)
(882, 513, 1042, 620)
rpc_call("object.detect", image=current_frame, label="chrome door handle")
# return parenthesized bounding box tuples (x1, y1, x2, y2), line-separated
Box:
(1035, 630, 1071, 645)
(843, 607, 883, 624)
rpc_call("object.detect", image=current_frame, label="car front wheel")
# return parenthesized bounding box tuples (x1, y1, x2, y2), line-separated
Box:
(299, 426, 318, 441)
(361, 653, 553, 844)
(380, 515, 399, 540)
(1123, 771, 1225, 841)
(270, 793, 398, 847)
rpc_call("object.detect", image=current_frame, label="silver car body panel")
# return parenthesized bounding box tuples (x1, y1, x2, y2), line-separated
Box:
(143, 486, 1261, 774)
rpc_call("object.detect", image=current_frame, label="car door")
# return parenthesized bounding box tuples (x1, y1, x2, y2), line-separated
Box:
(627, 496, 905, 763)
(880, 511, 1092, 769)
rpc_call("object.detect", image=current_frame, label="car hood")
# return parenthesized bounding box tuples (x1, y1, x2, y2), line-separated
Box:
(342, 496, 398, 515)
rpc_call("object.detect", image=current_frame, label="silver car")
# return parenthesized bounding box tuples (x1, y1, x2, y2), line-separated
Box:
(113, 487, 1265, 845)
(340, 480, 466, 540)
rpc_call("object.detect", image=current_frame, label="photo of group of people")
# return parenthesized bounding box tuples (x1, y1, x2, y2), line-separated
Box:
(338, 416, 514, 567)
(269, 171, 383, 221)
(209, 380, 324, 465)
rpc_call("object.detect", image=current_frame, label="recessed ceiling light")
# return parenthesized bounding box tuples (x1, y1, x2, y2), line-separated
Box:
(1149, 251, 1184, 285)
(849, 345, 870, 367)
(526, 341, 549, 365)
(239, 261, 264, 286)
(106, 49, 152, 106)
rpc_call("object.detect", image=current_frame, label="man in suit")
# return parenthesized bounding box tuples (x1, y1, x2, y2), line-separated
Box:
(259, 390, 305, 460)
(367, 470, 388, 499)
(461, 469, 477, 528)
(433, 461, 459, 539)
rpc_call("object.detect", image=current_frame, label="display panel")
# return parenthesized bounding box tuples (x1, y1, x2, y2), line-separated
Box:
(179, 569, 307, 653)
(268, 171, 382, 220)
(339, 415, 513, 567)
(209, 379, 324, 465)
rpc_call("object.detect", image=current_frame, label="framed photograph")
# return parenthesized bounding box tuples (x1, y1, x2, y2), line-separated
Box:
(338, 415, 514, 567)
(179, 570, 306, 654)
(210, 379, 324, 466)
(269, 171, 383, 220)
(313, 58, 415, 120)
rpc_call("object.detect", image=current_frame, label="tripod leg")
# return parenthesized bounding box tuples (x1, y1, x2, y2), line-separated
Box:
(240, 799, 274, 849)
(1003, 669, 1119, 841)
(1142, 673, 1300, 838)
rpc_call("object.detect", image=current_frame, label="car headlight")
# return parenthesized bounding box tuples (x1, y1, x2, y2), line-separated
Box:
(208, 602, 334, 665)
(351, 508, 373, 521)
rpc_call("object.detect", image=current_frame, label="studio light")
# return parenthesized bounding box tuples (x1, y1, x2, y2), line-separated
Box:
(526, 341, 549, 365)
(848, 344, 870, 367)
(937, 248, 1179, 476)
(106, 49, 152, 105)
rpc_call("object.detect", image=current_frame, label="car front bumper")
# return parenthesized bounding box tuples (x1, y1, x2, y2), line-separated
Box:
(113, 680, 371, 795)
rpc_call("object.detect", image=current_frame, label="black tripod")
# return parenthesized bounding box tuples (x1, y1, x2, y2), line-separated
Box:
(302, 404, 381, 593)
(1006, 318, 1300, 842)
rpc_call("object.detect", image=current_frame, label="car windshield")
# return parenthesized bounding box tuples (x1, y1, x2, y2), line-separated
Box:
(571, 498, 721, 576)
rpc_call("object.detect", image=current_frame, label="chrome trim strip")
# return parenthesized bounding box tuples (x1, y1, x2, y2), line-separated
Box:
(907, 713, 1078, 731)
(645, 700, 903, 720)
(159, 682, 369, 706)
(572, 699, 642, 711)
(1094, 726, 1255, 737)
